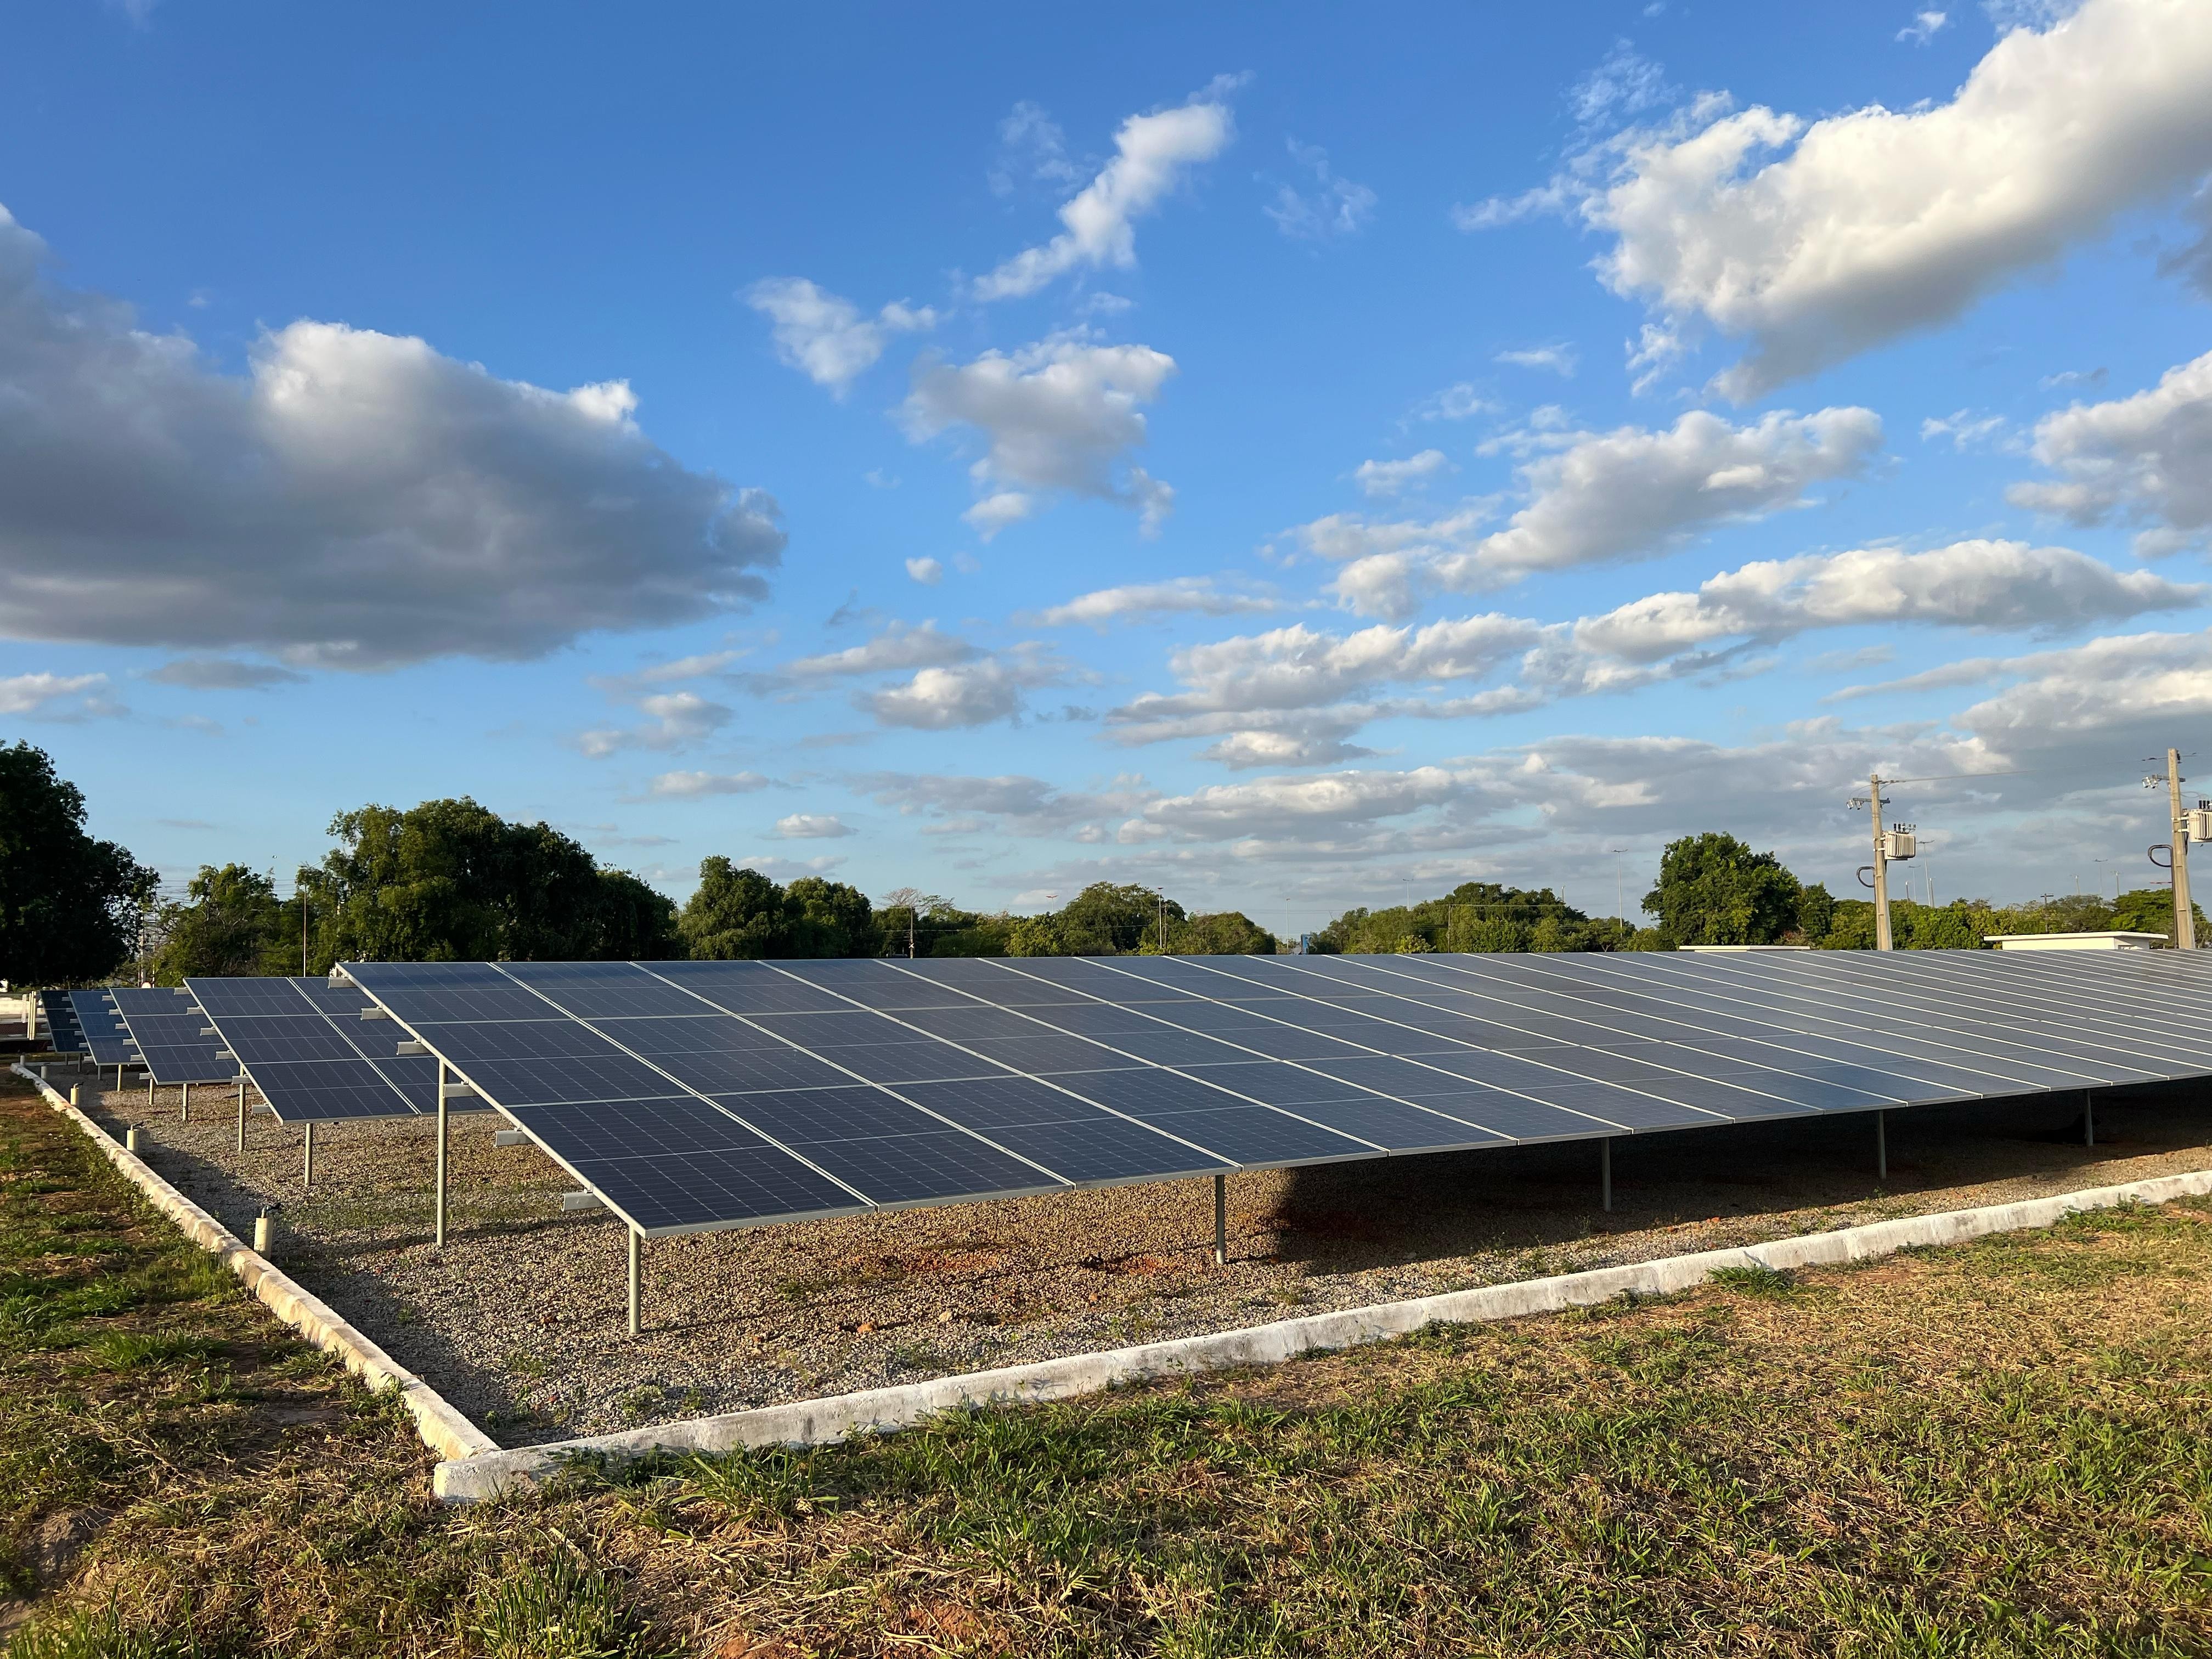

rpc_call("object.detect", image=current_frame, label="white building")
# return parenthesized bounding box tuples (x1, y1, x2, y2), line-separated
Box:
(1983, 931, 2168, 952)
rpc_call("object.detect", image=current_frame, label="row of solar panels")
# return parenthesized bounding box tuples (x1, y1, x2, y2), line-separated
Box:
(315, 949, 2212, 1238)
(35, 979, 486, 1123)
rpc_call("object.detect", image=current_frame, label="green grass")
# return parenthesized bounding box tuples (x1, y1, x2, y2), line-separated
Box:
(8, 1072, 2212, 1655)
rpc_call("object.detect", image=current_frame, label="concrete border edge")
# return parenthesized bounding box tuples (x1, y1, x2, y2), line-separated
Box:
(432, 1161, 2212, 1503)
(9, 1062, 496, 1464)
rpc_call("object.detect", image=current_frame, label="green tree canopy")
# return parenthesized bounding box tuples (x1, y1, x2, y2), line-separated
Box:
(1310, 881, 1639, 954)
(1057, 883, 1184, 955)
(1142, 911, 1279, 955)
(678, 859, 877, 959)
(1644, 833, 1804, 946)
(0, 742, 156, 986)
(303, 798, 675, 966)
(150, 865, 299, 984)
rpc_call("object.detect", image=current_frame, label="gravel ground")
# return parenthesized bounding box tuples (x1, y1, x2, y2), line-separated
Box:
(37, 1059, 2210, 1448)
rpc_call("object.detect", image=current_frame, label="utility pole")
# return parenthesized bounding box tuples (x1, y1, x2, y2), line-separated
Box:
(1157, 890, 1168, 954)
(1848, 772, 1915, 951)
(2166, 749, 2196, 950)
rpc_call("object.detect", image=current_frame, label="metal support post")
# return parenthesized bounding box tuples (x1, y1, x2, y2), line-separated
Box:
(302, 1121, 314, 1190)
(1213, 1173, 1227, 1266)
(146, 1073, 154, 1108)
(2085, 1090, 2096, 1148)
(235, 1079, 246, 1152)
(627, 1227, 642, 1337)
(1600, 1138, 1613, 1212)
(181, 1081, 191, 1124)
(434, 1061, 449, 1249)
(1876, 1110, 1887, 1183)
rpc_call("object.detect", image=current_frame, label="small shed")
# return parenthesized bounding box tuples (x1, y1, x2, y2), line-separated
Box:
(1983, 930, 2169, 951)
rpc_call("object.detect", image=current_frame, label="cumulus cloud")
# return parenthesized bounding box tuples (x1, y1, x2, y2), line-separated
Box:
(974, 81, 1238, 300)
(1898, 10, 1950, 43)
(1303, 407, 1881, 617)
(903, 335, 1177, 536)
(0, 671, 121, 719)
(904, 556, 944, 585)
(1019, 576, 1278, 628)
(1408, 382, 1496, 423)
(0, 206, 783, 669)
(1587, 0, 2212, 397)
(648, 770, 774, 798)
(145, 658, 306, 690)
(1353, 450, 1453, 498)
(782, 620, 977, 680)
(861, 651, 1071, 730)
(578, 690, 733, 757)
(743, 277, 936, 395)
(2008, 348, 2212, 555)
(1263, 139, 1377, 241)
(775, 814, 855, 839)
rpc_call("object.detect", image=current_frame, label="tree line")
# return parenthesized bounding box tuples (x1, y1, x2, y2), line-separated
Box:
(4, 743, 2195, 990)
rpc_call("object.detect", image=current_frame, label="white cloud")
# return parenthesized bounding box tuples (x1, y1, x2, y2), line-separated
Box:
(1306, 407, 1881, 617)
(744, 277, 937, 396)
(962, 492, 1041, 540)
(1264, 139, 1378, 241)
(1584, 0, 2212, 397)
(863, 657, 1057, 729)
(1898, 10, 1950, 43)
(989, 101, 1084, 198)
(974, 82, 1238, 300)
(1104, 539, 2196, 760)
(1409, 382, 1496, 423)
(1019, 577, 1278, 628)
(0, 671, 120, 719)
(648, 770, 774, 798)
(775, 814, 855, 839)
(903, 336, 1177, 535)
(145, 658, 306, 690)
(904, 556, 944, 585)
(2008, 348, 2212, 555)
(0, 206, 783, 669)
(578, 690, 733, 757)
(859, 770, 1159, 838)
(782, 620, 976, 680)
(1920, 409, 2010, 450)
(1495, 344, 1578, 376)
(1353, 449, 1453, 498)
(1569, 41, 1672, 128)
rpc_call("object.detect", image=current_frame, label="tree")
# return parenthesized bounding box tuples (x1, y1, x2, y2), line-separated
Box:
(1142, 911, 1278, 955)
(1644, 833, 1803, 946)
(1055, 883, 1184, 954)
(304, 798, 649, 966)
(592, 870, 683, 960)
(0, 742, 156, 986)
(2111, 886, 2210, 942)
(150, 864, 297, 983)
(1007, 915, 1072, 957)
(783, 876, 877, 958)
(680, 859, 791, 959)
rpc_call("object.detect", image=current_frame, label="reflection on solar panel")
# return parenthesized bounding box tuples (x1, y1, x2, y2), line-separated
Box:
(36, 990, 84, 1054)
(110, 986, 236, 1084)
(336, 950, 2212, 1239)
(69, 990, 136, 1068)
(188, 976, 495, 1122)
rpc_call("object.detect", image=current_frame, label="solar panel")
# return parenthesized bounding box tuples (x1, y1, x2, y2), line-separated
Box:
(67, 990, 134, 1067)
(109, 986, 236, 1084)
(331, 951, 2212, 1240)
(188, 976, 484, 1122)
(35, 990, 84, 1054)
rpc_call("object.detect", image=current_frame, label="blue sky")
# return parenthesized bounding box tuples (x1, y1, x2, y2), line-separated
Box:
(6, 0, 2212, 935)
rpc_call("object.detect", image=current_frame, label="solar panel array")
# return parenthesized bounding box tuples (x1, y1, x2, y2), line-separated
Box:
(109, 986, 236, 1084)
(339, 949, 2212, 1238)
(189, 976, 495, 1122)
(68, 990, 137, 1068)
(36, 990, 84, 1056)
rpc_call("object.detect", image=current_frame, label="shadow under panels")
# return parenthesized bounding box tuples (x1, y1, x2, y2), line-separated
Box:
(330, 950, 2212, 1239)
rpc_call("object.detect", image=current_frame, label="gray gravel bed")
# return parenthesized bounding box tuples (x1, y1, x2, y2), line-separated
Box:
(48, 1063, 2210, 1448)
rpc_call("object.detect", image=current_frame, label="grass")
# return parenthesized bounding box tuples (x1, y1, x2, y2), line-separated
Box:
(7, 1070, 2212, 1654)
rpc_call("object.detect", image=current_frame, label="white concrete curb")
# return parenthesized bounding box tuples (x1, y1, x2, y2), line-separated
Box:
(432, 1161, 2212, 1503)
(9, 1062, 496, 1464)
